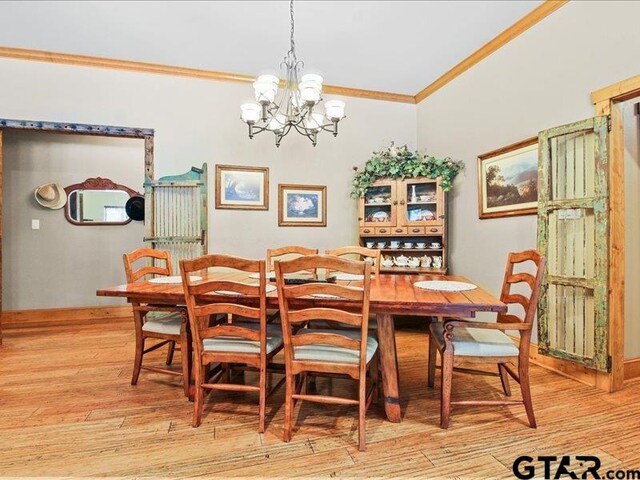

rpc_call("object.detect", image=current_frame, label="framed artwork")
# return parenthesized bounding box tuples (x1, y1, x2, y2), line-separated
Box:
(215, 164, 269, 210)
(478, 137, 539, 219)
(278, 184, 327, 227)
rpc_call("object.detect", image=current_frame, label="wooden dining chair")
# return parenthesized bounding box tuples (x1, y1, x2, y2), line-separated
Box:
(123, 248, 191, 397)
(180, 254, 284, 431)
(427, 249, 546, 429)
(325, 246, 381, 276)
(275, 254, 378, 451)
(267, 246, 318, 274)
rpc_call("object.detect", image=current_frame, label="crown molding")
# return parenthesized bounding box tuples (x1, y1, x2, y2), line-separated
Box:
(413, 0, 569, 103)
(0, 46, 415, 104)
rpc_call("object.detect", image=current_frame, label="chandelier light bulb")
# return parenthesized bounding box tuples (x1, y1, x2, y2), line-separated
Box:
(266, 113, 287, 132)
(300, 73, 324, 86)
(325, 100, 346, 120)
(240, 103, 261, 123)
(253, 80, 278, 104)
(304, 112, 326, 131)
(300, 82, 321, 103)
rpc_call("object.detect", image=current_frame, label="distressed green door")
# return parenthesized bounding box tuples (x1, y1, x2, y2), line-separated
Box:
(144, 164, 208, 273)
(537, 116, 609, 371)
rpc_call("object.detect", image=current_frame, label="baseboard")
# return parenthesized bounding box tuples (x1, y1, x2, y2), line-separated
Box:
(2, 305, 133, 328)
(508, 336, 612, 391)
(624, 357, 640, 382)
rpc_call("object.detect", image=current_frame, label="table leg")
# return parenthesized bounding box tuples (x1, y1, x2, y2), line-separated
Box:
(377, 313, 401, 423)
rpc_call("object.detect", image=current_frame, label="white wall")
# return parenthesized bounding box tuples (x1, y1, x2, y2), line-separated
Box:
(623, 99, 640, 359)
(416, 0, 640, 339)
(0, 58, 416, 309)
(2, 132, 144, 310)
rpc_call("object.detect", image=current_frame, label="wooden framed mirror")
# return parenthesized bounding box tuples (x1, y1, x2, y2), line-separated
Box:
(64, 177, 139, 226)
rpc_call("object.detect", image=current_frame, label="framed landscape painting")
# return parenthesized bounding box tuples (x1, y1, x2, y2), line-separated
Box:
(478, 137, 539, 219)
(215, 164, 269, 210)
(278, 184, 327, 227)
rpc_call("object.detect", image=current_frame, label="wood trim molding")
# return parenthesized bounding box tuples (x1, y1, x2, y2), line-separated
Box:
(592, 75, 640, 105)
(2, 305, 133, 328)
(509, 336, 612, 391)
(624, 357, 640, 382)
(0, 46, 415, 104)
(414, 0, 568, 103)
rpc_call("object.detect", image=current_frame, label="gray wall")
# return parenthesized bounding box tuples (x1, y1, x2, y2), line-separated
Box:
(0, 59, 415, 311)
(416, 0, 640, 341)
(623, 99, 640, 359)
(2, 131, 144, 309)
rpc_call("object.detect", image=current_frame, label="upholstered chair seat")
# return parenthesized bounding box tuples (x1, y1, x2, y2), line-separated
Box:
(429, 322, 519, 357)
(293, 328, 378, 364)
(142, 312, 183, 336)
(203, 323, 283, 355)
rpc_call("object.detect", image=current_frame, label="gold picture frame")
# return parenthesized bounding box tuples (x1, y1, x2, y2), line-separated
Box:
(215, 164, 269, 210)
(478, 137, 538, 219)
(278, 184, 327, 227)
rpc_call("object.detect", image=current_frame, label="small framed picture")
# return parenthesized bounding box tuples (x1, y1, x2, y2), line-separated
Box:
(278, 184, 327, 227)
(478, 137, 539, 219)
(215, 164, 269, 210)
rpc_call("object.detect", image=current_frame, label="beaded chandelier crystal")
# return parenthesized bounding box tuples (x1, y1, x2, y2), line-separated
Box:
(239, 0, 346, 147)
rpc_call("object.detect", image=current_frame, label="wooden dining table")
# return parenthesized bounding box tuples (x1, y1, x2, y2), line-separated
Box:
(97, 272, 506, 423)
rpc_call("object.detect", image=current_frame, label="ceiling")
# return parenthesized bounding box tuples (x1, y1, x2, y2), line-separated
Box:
(0, 1, 542, 94)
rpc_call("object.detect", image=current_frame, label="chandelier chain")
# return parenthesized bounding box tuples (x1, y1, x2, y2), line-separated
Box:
(288, 0, 296, 60)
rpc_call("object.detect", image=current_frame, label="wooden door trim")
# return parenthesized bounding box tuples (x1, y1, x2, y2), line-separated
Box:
(591, 75, 640, 392)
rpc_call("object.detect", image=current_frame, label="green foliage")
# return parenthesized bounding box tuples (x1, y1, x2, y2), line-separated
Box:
(351, 143, 464, 198)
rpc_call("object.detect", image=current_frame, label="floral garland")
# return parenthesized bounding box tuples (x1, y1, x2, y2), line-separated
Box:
(351, 143, 464, 198)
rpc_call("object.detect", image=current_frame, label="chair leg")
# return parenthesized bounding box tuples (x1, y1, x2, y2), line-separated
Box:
(440, 351, 453, 429)
(193, 360, 204, 428)
(166, 341, 176, 366)
(258, 359, 267, 434)
(358, 375, 367, 452)
(498, 363, 511, 397)
(427, 333, 437, 388)
(283, 373, 295, 442)
(180, 330, 192, 398)
(519, 361, 537, 428)
(131, 334, 145, 386)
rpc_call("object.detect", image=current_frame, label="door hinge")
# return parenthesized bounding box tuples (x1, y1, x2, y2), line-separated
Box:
(607, 114, 612, 132)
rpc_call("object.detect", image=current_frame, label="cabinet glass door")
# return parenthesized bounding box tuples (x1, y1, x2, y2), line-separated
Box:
(359, 180, 396, 227)
(400, 178, 443, 226)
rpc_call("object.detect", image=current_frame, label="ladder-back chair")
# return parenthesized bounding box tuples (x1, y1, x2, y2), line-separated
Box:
(427, 249, 546, 428)
(123, 248, 190, 397)
(275, 254, 378, 451)
(180, 254, 284, 431)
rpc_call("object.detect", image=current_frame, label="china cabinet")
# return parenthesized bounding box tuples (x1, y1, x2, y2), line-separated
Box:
(357, 177, 448, 274)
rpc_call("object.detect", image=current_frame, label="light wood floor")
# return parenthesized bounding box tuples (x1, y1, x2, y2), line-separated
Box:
(1, 319, 639, 478)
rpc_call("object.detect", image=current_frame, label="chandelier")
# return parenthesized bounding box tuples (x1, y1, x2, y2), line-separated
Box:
(239, 0, 346, 147)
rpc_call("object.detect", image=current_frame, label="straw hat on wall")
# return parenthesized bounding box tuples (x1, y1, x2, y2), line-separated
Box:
(34, 183, 67, 210)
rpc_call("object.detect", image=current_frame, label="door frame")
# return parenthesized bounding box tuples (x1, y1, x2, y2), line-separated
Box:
(0, 118, 154, 345)
(591, 75, 640, 391)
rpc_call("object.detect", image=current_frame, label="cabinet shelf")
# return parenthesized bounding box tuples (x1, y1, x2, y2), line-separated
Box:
(380, 266, 447, 274)
(358, 176, 448, 274)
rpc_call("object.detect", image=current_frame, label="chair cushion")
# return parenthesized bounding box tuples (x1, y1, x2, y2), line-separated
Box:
(293, 328, 378, 364)
(142, 312, 182, 335)
(430, 322, 519, 357)
(203, 322, 283, 355)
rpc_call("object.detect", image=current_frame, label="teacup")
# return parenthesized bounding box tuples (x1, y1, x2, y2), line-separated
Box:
(416, 242, 426, 249)
(419, 195, 430, 202)
(389, 241, 400, 249)
(430, 242, 441, 249)
(377, 242, 386, 249)
(403, 242, 413, 249)
(366, 242, 375, 248)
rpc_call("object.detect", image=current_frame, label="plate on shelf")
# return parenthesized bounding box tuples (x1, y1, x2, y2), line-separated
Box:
(214, 284, 276, 295)
(414, 280, 477, 292)
(149, 275, 201, 284)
